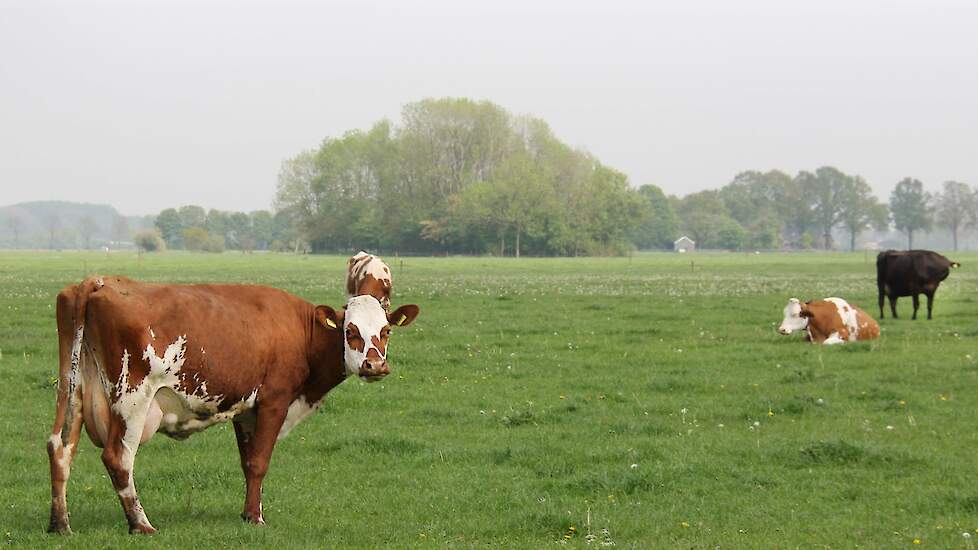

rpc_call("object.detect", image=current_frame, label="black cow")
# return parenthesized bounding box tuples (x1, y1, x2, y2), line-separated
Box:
(877, 250, 960, 320)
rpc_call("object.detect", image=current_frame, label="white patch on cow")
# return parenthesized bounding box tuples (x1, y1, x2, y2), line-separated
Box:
(68, 326, 84, 395)
(278, 395, 320, 440)
(778, 298, 808, 335)
(348, 252, 392, 308)
(149, 327, 156, 340)
(343, 294, 389, 377)
(825, 297, 860, 342)
(109, 336, 258, 441)
(48, 434, 73, 479)
(823, 331, 845, 345)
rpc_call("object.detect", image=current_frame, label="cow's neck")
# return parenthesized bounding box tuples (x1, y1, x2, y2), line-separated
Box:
(303, 310, 348, 403)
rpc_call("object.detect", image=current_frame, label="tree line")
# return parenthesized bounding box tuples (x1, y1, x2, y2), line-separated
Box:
(143, 206, 299, 253)
(127, 98, 976, 255)
(657, 171, 975, 251)
(270, 98, 975, 255)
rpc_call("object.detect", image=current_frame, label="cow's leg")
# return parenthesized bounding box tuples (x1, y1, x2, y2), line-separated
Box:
(925, 291, 935, 320)
(911, 294, 920, 320)
(878, 289, 886, 319)
(101, 408, 156, 534)
(47, 381, 83, 534)
(235, 405, 287, 525)
(888, 296, 899, 319)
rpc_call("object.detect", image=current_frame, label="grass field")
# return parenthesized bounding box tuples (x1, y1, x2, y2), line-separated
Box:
(2, 250, 977, 548)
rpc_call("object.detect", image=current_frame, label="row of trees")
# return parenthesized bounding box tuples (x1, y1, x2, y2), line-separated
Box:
(275, 98, 646, 256)
(660, 170, 975, 251)
(151, 205, 299, 252)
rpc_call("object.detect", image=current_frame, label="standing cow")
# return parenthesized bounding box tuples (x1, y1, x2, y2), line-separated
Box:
(877, 250, 959, 320)
(47, 252, 419, 534)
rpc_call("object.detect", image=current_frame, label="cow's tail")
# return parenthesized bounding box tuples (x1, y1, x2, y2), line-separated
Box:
(47, 275, 104, 532)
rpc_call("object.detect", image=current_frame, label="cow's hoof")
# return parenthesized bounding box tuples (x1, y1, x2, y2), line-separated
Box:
(241, 512, 266, 526)
(129, 523, 157, 535)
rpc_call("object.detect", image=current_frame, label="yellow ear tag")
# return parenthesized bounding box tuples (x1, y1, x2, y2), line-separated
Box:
(324, 318, 337, 329)
(397, 314, 407, 326)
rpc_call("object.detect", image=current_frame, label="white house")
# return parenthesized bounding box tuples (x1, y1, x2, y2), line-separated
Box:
(674, 236, 695, 253)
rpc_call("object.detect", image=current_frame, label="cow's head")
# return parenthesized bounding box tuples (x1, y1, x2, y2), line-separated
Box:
(316, 296, 420, 381)
(778, 298, 811, 335)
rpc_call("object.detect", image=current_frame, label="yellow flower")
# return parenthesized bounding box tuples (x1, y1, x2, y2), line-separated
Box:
(681, 521, 690, 528)
(559, 395, 566, 400)
(899, 400, 907, 406)
(768, 409, 775, 417)
(913, 538, 921, 544)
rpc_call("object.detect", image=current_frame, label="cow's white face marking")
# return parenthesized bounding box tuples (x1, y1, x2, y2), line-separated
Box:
(778, 298, 807, 334)
(343, 295, 389, 380)
(825, 297, 859, 342)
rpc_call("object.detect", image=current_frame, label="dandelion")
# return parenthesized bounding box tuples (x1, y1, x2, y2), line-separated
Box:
(913, 538, 921, 544)
(680, 521, 690, 528)
(559, 395, 566, 400)
(899, 400, 907, 406)
(768, 409, 775, 417)
(630, 463, 638, 469)
(886, 425, 894, 431)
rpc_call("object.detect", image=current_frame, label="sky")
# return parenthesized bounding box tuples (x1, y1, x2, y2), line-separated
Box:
(1, 0, 976, 216)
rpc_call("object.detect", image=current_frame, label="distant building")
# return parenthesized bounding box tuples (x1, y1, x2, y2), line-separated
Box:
(674, 235, 695, 253)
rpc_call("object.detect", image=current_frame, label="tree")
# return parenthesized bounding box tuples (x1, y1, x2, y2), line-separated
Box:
(111, 215, 130, 246)
(935, 180, 975, 251)
(46, 215, 61, 250)
(155, 208, 183, 248)
(632, 184, 678, 249)
(5, 214, 23, 249)
(178, 205, 207, 230)
(889, 178, 932, 249)
(804, 167, 851, 250)
(78, 215, 98, 249)
(675, 190, 743, 249)
(133, 229, 165, 252)
(250, 210, 274, 250)
(837, 176, 888, 251)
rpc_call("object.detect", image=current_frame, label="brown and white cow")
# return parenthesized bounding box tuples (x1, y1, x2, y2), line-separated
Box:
(778, 297, 880, 345)
(46, 253, 419, 534)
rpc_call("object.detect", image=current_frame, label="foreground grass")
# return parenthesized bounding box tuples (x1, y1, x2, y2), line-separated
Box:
(1, 250, 977, 548)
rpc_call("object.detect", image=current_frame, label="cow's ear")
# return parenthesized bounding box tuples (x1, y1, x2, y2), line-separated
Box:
(388, 304, 420, 327)
(315, 305, 344, 330)
(799, 304, 814, 318)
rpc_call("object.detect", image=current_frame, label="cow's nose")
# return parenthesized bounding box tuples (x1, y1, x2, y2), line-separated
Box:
(778, 327, 789, 335)
(360, 360, 389, 377)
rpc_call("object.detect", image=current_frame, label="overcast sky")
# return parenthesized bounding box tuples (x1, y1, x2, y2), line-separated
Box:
(2, 0, 976, 216)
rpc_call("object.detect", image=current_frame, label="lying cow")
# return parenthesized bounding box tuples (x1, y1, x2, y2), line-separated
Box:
(877, 249, 960, 320)
(46, 252, 419, 534)
(778, 297, 880, 344)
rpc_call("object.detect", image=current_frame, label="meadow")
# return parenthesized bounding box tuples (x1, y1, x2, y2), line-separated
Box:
(1, 250, 977, 548)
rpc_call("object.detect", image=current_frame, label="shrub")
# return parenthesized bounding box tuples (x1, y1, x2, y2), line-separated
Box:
(133, 230, 165, 252)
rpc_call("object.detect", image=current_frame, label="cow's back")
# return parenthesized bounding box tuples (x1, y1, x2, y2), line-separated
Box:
(878, 250, 952, 296)
(83, 278, 313, 406)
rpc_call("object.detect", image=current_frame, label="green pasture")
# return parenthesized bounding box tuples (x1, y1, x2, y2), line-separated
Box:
(1, 250, 977, 548)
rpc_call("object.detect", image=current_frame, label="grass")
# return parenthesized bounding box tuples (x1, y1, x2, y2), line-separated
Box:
(1, 250, 977, 548)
